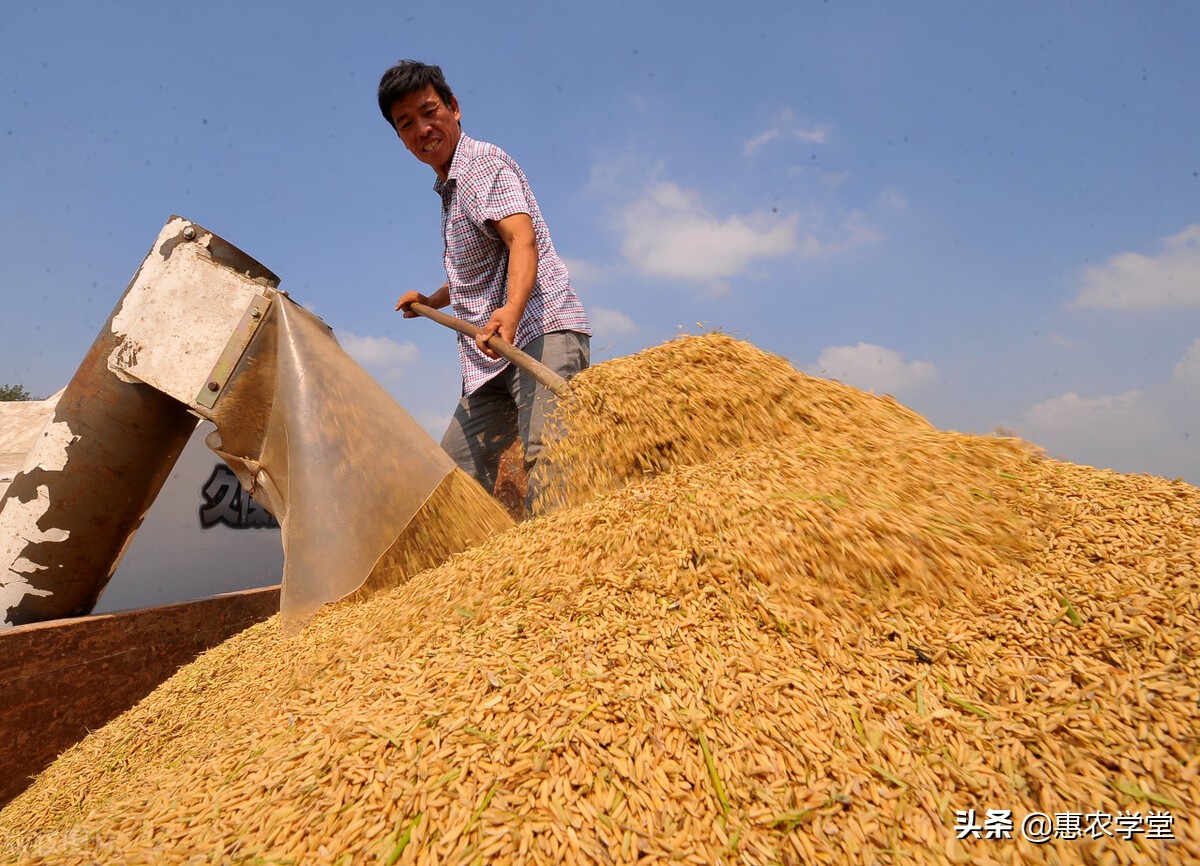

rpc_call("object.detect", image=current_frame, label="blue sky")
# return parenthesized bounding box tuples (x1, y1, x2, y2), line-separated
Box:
(3, 1, 1198, 485)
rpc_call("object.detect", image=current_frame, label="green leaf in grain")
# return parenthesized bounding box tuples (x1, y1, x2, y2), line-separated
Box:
(937, 678, 993, 719)
(543, 700, 602, 748)
(433, 768, 461, 788)
(868, 764, 909, 788)
(463, 784, 499, 836)
(382, 812, 421, 865)
(1112, 780, 1183, 810)
(768, 808, 817, 831)
(944, 693, 993, 719)
(463, 725, 497, 744)
(1057, 593, 1084, 627)
(850, 709, 866, 742)
(697, 729, 730, 820)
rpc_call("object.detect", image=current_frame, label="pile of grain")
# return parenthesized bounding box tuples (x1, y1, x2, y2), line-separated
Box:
(2, 334, 1197, 865)
(536, 333, 937, 512)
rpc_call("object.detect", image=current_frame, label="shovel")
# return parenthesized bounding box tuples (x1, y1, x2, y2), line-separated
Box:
(408, 302, 569, 395)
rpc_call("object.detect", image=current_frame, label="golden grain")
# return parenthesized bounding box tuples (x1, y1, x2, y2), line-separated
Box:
(2, 333, 1198, 865)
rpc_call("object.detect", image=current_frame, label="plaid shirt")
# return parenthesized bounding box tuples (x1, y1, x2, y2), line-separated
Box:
(435, 133, 590, 394)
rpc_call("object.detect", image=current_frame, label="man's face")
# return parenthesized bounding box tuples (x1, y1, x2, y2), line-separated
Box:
(389, 85, 462, 179)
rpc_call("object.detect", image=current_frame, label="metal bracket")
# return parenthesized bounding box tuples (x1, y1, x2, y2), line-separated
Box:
(196, 294, 272, 410)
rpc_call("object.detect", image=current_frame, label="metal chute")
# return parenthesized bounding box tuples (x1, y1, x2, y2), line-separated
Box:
(1, 216, 510, 629)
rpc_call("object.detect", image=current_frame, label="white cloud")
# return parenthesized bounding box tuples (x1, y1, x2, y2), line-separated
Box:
(617, 182, 799, 283)
(590, 306, 638, 336)
(560, 256, 605, 290)
(1022, 389, 1143, 430)
(587, 150, 661, 197)
(1172, 336, 1200, 384)
(339, 333, 419, 368)
(797, 211, 883, 258)
(1048, 333, 1084, 349)
(814, 343, 937, 396)
(1014, 339, 1200, 482)
(820, 169, 853, 190)
(1073, 224, 1200, 309)
(876, 187, 907, 212)
(743, 109, 829, 157)
(416, 409, 451, 439)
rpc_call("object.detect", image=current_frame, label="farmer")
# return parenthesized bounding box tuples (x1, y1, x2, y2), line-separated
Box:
(381, 60, 591, 516)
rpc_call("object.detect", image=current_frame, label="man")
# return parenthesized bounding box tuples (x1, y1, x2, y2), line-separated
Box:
(381, 60, 591, 516)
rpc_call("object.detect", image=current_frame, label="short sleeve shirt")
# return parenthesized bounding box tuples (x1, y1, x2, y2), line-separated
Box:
(434, 133, 591, 394)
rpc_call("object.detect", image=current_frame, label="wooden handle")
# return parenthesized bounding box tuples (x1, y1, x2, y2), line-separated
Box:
(409, 303, 569, 395)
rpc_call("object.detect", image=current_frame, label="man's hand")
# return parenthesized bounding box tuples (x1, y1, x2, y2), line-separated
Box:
(476, 303, 523, 358)
(396, 283, 450, 317)
(394, 290, 427, 318)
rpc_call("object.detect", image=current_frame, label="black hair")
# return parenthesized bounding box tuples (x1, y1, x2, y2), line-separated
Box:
(377, 60, 456, 126)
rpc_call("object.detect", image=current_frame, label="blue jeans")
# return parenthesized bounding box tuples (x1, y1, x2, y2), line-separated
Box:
(440, 331, 589, 514)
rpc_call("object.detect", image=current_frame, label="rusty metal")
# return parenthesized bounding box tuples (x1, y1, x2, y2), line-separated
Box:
(155, 216, 279, 288)
(0, 585, 280, 806)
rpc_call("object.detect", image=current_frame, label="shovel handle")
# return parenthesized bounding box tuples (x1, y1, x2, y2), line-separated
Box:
(409, 303, 568, 395)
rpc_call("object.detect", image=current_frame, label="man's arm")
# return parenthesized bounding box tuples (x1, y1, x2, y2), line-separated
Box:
(476, 213, 538, 358)
(395, 282, 451, 317)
